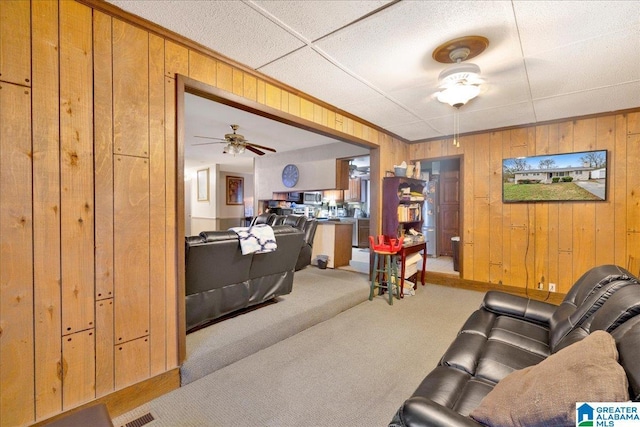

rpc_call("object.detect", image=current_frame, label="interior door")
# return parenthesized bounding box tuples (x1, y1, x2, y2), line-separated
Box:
(438, 163, 460, 257)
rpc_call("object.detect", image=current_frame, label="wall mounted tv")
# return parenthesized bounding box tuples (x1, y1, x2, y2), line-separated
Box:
(502, 149, 607, 203)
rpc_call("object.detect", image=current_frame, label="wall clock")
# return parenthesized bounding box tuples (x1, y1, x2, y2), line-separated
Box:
(282, 164, 299, 188)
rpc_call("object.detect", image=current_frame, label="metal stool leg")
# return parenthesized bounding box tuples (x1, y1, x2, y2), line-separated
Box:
(369, 252, 378, 301)
(385, 254, 394, 305)
(392, 254, 401, 299)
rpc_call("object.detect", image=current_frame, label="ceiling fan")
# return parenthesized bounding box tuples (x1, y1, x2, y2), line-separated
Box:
(432, 36, 488, 108)
(193, 124, 277, 156)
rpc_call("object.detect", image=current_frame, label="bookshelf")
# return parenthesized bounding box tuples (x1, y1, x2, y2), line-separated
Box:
(382, 177, 426, 238)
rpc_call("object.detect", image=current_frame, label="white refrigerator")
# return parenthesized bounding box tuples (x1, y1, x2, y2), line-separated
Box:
(423, 180, 438, 257)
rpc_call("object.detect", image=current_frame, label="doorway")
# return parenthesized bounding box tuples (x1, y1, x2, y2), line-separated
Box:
(175, 75, 381, 364)
(417, 156, 461, 275)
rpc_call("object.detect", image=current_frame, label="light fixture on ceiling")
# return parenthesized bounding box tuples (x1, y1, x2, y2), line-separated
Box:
(223, 142, 245, 155)
(432, 36, 489, 147)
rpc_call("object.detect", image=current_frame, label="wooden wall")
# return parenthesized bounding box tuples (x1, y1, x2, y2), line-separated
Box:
(0, 1, 392, 425)
(410, 113, 640, 294)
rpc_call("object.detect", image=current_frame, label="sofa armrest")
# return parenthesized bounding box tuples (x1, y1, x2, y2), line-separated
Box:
(481, 291, 556, 325)
(390, 397, 481, 427)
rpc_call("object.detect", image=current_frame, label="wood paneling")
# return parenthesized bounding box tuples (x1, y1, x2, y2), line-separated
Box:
(62, 329, 95, 409)
(114, 155, 150, 344)
(189, 51, 216, 87)
(216, 61, 233, 92)
(164, 40, 188, 79)
(614, 114, 629, 266)
(627, 111, 640, 135)
(32, 0, 62, 420)
(95, 299, 114, 398)
(0, 82, 34, 427)
(412, 112, 640, 291)
(60, 0, 94, 336)
(113, 19, 149, 158)
(149, 33, 167, 375)
(627, 133, 640, 231)
(115, 337, 150, 390)
(93, 9, 115, 401)
(164, 76, 179, 368)
(0, 0, 31, 86)
(94, 10, 114, 302)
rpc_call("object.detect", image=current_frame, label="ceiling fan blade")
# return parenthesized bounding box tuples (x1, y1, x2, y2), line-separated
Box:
(194, 135, 226, 141)
(245, 145, 265, 156)
(192, 141, 226, 146)
(245, 142, 276, 152)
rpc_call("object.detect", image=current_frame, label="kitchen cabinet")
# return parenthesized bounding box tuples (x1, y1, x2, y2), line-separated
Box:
(323, 189, 343, 202)
(336, 159, 349, 190)
(272, 192, 301, 202)
(357, 219, 370, 248)
(311, 221, 353, 268)
(345, 178, 361, 202)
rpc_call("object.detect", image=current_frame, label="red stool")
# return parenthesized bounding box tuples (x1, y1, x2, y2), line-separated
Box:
(369, 235, 403, 305)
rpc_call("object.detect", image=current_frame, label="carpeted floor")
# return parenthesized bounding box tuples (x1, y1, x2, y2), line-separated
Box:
(181, 267, 371, 385)
(114, 269, 484, 427)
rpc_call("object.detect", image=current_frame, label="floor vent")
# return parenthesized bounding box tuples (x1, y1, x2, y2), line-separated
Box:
(124, 412, 155, 427)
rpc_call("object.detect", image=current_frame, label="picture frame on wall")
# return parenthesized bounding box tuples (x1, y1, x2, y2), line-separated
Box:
(197, 168, 209, 201)
(226, 176, 244, 205)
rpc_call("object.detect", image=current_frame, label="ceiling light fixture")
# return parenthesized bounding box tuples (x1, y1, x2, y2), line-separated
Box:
(435, 48, 483, 108)
(223, 142, 245, 155)
(432, 36, 489, 147)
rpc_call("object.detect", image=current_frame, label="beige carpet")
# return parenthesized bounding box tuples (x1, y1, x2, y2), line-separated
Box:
(113, 276, 484, 427)
(182, 267, 371, 385)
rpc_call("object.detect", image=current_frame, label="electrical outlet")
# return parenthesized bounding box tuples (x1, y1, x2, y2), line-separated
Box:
(549, 282, 556, 292)
(537, 282, 544, 290)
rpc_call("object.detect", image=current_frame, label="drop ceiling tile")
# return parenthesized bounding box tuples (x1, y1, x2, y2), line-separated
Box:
(339, 95, 421, 129)
(384, 121, 444, 141)
(259, 46, 382, 107)
(315, 1, 521, 93)
(533, 82, 640, 122)
(427, 102, 537, 137)
(106, 0, 304, 69)
(513, 1, 640, 56)
(251, 0, 391, 42)
(528, 30, 640, 99)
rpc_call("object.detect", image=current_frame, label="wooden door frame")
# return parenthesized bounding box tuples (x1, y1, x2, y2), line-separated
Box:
(424, 154, 463, 275)
(174, 75, 379, 363)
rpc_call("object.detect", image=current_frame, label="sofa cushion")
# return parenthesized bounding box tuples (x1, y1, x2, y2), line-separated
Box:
(470, 330, 629, 426)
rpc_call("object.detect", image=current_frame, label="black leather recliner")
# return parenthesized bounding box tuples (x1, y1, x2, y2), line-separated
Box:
(253, 214, 318, 271)
(390, 265, 640, 427)
(295, 217, 318, 271)
(250, 212, 276, 226)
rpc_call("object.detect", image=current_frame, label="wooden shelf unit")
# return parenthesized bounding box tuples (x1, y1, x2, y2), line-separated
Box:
(382, 177, 426, 238)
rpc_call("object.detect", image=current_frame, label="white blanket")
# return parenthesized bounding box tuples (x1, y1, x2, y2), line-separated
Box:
(229, 224, 277, 255)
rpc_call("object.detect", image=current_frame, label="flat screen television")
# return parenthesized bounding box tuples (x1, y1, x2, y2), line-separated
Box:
(502, 149, 607, 203)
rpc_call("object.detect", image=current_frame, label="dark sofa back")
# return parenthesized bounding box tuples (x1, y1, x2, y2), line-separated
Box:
(185, 225, 304, 332)
(185, 231, 253, 296)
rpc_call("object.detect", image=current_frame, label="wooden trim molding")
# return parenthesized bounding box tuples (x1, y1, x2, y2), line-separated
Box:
(424, 272, 566, 305)
(181, 75, 377, 148)
(30, 368, 180, 426)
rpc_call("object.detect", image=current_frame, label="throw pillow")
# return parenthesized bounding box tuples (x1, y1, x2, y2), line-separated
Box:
(470, 330, 629, 427)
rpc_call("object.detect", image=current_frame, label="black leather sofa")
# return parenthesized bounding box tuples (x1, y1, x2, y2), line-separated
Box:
(185, 225, 304, 333)
(251, 213, 318, 271)
(391, 265, 640, 426)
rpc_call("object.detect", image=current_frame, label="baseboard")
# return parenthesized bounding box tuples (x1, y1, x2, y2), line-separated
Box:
(423, 271, 566, 305)
(31, 368, 180, 426)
